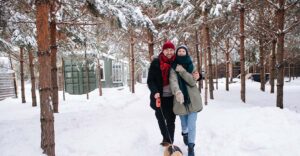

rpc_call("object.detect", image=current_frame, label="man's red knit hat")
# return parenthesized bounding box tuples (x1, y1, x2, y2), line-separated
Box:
(162, 40, 175, 51)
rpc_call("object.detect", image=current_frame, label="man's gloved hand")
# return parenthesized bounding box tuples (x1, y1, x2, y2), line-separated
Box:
(175, 91, 184, 104)
(154, 92, 160, 99)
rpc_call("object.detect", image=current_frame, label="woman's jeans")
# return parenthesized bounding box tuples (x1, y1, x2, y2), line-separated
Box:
(179, 112, 197, 144)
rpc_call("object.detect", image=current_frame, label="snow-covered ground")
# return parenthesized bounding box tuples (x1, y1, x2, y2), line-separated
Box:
(1, 78, 300, 156)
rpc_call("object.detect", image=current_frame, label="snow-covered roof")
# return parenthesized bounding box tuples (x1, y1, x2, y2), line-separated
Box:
(0, 57, 14, 73)
(64, 50, 128, 64)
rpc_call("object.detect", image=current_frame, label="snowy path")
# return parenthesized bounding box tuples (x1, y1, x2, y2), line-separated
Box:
(1, 79, 300, 156)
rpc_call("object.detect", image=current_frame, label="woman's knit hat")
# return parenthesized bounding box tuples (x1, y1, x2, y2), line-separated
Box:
(175, 45, 189, 55)
(162, 40, 175, 51)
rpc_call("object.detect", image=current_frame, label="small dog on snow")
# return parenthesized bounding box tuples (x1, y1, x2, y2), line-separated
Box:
(163, 144, 183, 156)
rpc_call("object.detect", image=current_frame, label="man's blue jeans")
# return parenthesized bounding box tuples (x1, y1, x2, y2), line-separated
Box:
(179, 112, 197, 144)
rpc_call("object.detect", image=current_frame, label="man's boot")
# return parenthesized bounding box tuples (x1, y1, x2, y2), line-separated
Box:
(182, 132, 188, 145)
(188, 143, 195, 156)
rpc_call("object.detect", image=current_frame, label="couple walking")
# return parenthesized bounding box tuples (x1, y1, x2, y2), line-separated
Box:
(147, 40, 203, 156)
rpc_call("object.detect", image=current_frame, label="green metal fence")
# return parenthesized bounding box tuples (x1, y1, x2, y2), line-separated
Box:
(64, 59, 97, 95)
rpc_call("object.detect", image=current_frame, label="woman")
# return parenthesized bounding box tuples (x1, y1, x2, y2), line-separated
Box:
(169, 45, 203, 156)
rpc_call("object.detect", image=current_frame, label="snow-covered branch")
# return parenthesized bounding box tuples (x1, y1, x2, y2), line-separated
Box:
(283, 20, 300, 34)
(265, 0, 280, 9)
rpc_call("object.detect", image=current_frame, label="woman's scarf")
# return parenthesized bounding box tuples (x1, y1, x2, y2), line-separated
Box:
(172, 49, 194, 109)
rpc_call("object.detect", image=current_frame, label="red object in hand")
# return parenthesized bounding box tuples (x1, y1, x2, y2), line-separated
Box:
(156, 98, 161, 108)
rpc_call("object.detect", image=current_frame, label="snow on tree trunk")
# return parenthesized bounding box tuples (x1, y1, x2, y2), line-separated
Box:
(35, 0, 55, 155)
(28, 48, 37, 107)
(50, 2, 59, 112)
(276, 0, 285, 109)
(239, 0, 246, 103)
(203, 9, 214, 100)
(20, 46, 26, 103)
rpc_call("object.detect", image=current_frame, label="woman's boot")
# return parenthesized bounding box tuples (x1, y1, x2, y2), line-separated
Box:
(182, 132, 188, 145)
(188, 143, 195, 156)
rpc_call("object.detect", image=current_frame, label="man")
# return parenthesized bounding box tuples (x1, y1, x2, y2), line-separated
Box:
(147, 40, 177, 146)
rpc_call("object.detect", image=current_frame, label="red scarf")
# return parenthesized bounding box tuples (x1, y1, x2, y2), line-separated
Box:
(159, 52, 175, 86)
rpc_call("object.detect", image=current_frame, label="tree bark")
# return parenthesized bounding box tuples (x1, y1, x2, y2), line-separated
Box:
(259, 0, 265, 91)
(292, 63, 295, 80)
(50, 1, 59, 112)
(35, 0, 55, 155)
(202, 28, 208, 105)
(28, 48, 37, 107)
(225, 38, 230, 91)
(203, 10, 214, 99)
(148, 29, 154, 62)
(229, 59, 233, 82)
(20, 47, 26, 103)
(84, 42, 89, 100)
(259, 39, 265, 91)
(130, 33, 135, 93)
(195, 29, 201, 92)
(215, 52, 218, 90)
(276, 0, 285, 109)
(239, 0, 246, 103)
(61, 58, 65, 101)
(199, 30, 204, 89)
(97, 58, 102, 96)
(270, 40, 276, 93)
(288, 63, 291, 82)
(9, 52, 18, 98)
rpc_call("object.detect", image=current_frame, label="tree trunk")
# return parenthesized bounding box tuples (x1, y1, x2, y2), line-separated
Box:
(130, 33, 135, 93)
(270, 39, 276, 93)
(148, 30, 154, 62)
(229, 60, 233, 82)
(239, 0, 246, 103)
(215, 52, 218, 90)
(225, 38, 230, 91)
(292, 63, 295, 80)
(288, 63, 291, 82)
(28, 48, 37, 107)
(97, 58, 103, 96)
(195, 29, 201, 92)
(84, 42, 89, 100)
(259, 39, 265, 91)
(203, 10, 214, 99)
(276, 0, 285, 109)
(202, 28, 208, 105)
(259, 1, 265, 91)
(62, 58, 65, 101)
(50, 2, 59, 112)
(20, 47, 26, 103)
(199, 30, 204, 89)
(9, 52, 18, 98)
(35, 0, 55, 155)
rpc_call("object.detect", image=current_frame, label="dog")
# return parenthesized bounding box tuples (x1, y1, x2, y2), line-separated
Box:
(163, 144, 183, 156)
